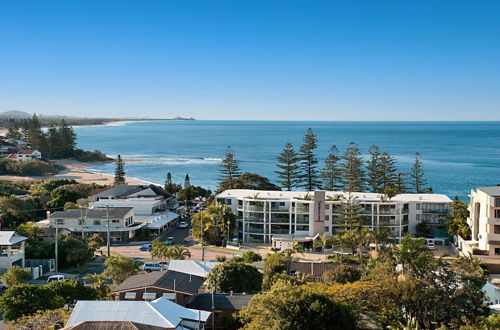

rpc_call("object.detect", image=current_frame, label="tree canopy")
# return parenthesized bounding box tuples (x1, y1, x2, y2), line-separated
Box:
(206, 261, 263, 294)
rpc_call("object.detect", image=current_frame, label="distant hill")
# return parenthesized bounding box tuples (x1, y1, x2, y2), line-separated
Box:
(0, 110, 31, 118)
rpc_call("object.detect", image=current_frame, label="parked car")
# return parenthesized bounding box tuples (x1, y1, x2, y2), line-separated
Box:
(178, 221, 188, 229)
(142, 262, 163, 272)
(47, 275, 66, 283)
(427, 241, 435, 250)
(158, 261, 168, 270)
(165, 237, 175, 245)
(139, 244, 152, 251)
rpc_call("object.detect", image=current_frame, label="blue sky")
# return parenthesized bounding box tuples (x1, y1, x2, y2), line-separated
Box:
(1, 0, 499, 120)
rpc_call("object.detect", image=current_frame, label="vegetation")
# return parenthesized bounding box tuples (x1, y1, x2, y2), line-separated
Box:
(114, 154, 126, 185)
(411, 152, 429, 193)
(191, 203, 236, 245)
(237, 280, 356, 330)
(103, 255, 139, 284)
(262, 252, 291, 290)
(0, 279, 98, 321)
(446, 197, 471, 239)
(164, 172, 182, 195)
(320, 145, 342, 191)
(206, 261, 263, 294)
(6, 308, 69, 330)
(84, 273, 110, 300)
(151, 241, 191, 262)
(322, 265, 361, 285)
(218, 146, 241, 191)
(298, 128, 321, 191)
(177, 185, 211, 203)
(0, 266, 32, 288)
(341, 142, 366, 192)
(275, 142, 300, 191)
(0, 158, 57, 176)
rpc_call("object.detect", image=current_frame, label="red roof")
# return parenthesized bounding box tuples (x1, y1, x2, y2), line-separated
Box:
(18, 149, 38, 155)
(6, 154, 18, 159)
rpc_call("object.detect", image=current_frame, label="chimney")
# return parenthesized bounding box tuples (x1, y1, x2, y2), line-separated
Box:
(230, 290, 233, 296)
(46, 211, 51, 219)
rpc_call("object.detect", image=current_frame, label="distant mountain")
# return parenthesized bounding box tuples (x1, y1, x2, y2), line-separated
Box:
(0, 110, 31, 118)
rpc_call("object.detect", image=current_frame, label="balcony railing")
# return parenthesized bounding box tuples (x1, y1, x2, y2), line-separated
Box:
(246, 227, 265, 234)
(246, 206, 264, 212)
(270, 207, 290, 212)
(271, 229, 290, 235)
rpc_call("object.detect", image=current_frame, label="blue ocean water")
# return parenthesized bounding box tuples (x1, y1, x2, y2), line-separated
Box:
(74, 121, 500, 200)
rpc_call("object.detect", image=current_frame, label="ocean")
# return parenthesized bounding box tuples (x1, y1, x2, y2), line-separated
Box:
(73, 121, 500, 200)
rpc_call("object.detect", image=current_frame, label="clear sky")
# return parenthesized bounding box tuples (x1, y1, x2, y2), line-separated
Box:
(1, 0, 499, 120)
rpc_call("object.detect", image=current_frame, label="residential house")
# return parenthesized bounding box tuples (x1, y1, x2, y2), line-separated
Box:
(111, 270, 205, 306)
(186, 293, 254, 330)
(6, 149, 41, 161)
(0, 231, 27, 273)
(287, 261, 347, 281)
(167, 260, 220, 278)
(43, 207, 143, 243)
(65, 298, 211, 329)
(216, 189, 452, 246)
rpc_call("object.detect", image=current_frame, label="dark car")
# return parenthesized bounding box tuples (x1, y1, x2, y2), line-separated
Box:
(165, 237, 175, 245)
(139, 244, 152, 251)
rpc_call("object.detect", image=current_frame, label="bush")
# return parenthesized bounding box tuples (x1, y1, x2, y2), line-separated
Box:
(72, 149, 111, 162)
(29, 179, 78, 196)
(206, 261, 263, 293)
(0, 181, 28, 196)
(323, 265, 361, 285)
(0, 266, 32, 288)
(3, 160, 57, 176)
(240, 250, 262, 263)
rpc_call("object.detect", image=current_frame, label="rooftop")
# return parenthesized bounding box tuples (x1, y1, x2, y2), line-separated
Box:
(476, 186, 500, 197)
(50, 207, 133, 220)
(216, 189, 452, 203)
(167, 260, 220, 278)
(64, 321, 168, 330)
(0, 231, 27, 246)
(111, 270, 205, 295)
(65, 298, 210, 328)
(186, 293, 254, 311)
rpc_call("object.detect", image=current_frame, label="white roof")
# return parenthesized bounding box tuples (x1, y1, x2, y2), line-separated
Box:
(145, 212, 179, 229)
(216, 189, 452, 203)
(66, 298, 211, 328)
(168, 260, 220, 278)
(0, 231, 27, 246)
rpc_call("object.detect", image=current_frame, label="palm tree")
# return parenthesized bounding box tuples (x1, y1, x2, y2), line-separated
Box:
(168, 245, 191, 260)
(84, 273, 110, 299)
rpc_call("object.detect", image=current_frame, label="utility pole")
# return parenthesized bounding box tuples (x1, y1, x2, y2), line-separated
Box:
(200, 212, 205, 262)
(55, 221, 59, 274)
(106, 205, 111, 257)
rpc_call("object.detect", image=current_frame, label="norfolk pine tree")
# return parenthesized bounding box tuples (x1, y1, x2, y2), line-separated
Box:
(366, 145, 383, 192)
(340, 142, 366, 192)
(275, 142, 300, 191)
(411, 152, 427, 193)
(218, 146, 241, 190)
(298, 128, 321, 191)
(379, 151, 398, 191)
(114, 155, 126, 185)
(320, 145, 342, 191)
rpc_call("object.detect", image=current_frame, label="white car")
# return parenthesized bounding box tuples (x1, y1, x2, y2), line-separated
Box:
(179, 221, 188, 229)
(142, 262, 163, 272)
(47, 274, 66, 283)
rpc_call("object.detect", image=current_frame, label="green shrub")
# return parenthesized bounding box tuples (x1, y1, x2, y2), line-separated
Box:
(3, 160, 57, 176)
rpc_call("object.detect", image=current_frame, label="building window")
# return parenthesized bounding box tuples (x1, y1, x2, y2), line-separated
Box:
(94, 220, 101, 225)
(495, 209, 500, 219)
(143, 292, 157, 300)
(55, 219, 65, 225)
(112, 220, 120, 223)
(416, 203, 421, 210)
(495, 198, 500, 208)
(494, 225, 500, 234)
(124, 292, 136, 299)
(495, 248, 500, 256)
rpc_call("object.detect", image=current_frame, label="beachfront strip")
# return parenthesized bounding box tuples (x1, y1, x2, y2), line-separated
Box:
(216, 189, 452, 247)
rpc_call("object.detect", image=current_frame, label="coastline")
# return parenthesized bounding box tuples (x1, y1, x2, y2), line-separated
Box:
(0, 159, 152, 186)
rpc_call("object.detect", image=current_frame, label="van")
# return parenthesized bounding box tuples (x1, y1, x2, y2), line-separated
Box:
(47, 275, 66, 283)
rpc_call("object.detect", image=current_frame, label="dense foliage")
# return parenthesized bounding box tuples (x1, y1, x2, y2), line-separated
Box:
(206, 261, 263, 293)
(103, 255, 139, 284)
(191, 203, 237, 245)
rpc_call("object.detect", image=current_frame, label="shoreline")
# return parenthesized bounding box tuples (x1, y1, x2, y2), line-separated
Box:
(0, 159, 153, 186)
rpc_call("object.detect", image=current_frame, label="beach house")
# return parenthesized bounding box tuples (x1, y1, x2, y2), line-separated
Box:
(0, 231, 28, 273)
(6, 149, 42, 161)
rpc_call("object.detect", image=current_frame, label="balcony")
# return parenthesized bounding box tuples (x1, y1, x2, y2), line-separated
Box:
(271, 229, 290, 235)
(487, 233, 500, 242)
(246, 227, 265, 234)
(246, 205, 264, 212)
(270, 207, 290, 213)
(487, 217, 500, 225)
(377, 209, 399, 215)
(421, 209, 449, 214)
(244, 217, 264, 223)
(271, 218, 290, 224)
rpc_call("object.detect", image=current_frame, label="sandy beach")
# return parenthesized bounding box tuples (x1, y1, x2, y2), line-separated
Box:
(0, 159, 151, 186)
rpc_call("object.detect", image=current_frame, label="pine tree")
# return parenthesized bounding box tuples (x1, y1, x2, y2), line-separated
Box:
(298, 128, 321, 191)
(26, 114, 47, 153)
(184, 174, 191, 189)
(274, 142, 300, 191)
(395, 172, 409, 193)
(379, 151, 398, 191)
(47, 126, 60, 159)
(411, 152, 427, 193)
(340, 142, 366, 192)
(366, 145, 382, 193)
(6, 127, 21, 140)
(320, 145, 342, 191)
(58, 119, 76, 158)
(114, 155, 126, 185)
(218, 146, 241, 190)
(164, 172, 181, 195)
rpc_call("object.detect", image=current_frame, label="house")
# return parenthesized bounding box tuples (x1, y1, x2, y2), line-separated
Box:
(167, 260, 220, 278)
(111, 270, 205, 306)
(90, 184, 178, 211)
(65, 298, 211, 329)
(43, 207, 144, 243)
(90, 197, 178, 236)
(186, 293, 254, 330)
(216, 189, 452, 245)
(6, 149, 42, 161)
(287, 261, 345, 281)
(0, 231, 27, 273)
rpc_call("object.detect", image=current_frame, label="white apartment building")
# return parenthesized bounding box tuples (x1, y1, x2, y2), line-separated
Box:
(216, 189, 452, 246)
(463, 187, 500, 256)
(0, 231, 27, 273)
